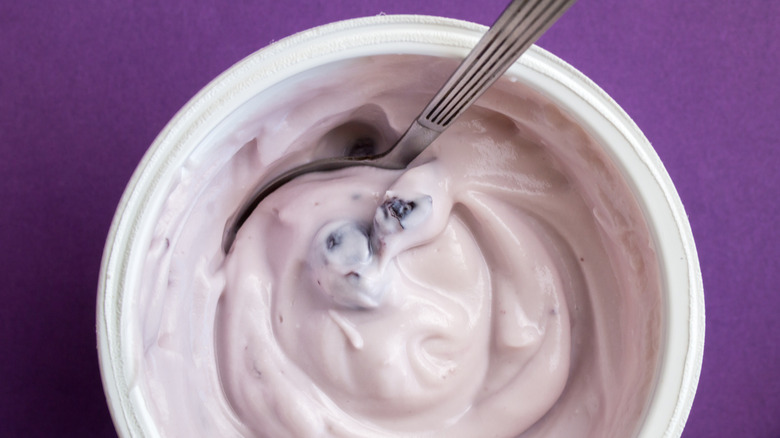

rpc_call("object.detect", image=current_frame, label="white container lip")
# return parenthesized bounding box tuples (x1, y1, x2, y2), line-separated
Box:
(97, 15, 704, 438)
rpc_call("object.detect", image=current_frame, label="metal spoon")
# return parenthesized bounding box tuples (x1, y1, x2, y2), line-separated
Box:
(223, 0, 576, 253)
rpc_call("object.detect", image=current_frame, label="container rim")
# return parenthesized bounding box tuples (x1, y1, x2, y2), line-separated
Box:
(97, 14, 704, 438)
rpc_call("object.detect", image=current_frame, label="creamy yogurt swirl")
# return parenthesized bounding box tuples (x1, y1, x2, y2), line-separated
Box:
(135, 55, 661, 438)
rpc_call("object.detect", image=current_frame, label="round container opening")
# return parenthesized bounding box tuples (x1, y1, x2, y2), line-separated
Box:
(97, 15, 703, 438)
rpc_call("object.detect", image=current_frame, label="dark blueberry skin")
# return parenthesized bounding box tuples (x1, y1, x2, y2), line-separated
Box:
(322, 222, 371, 267)
(326, 232, 341, 251)
(387, 198, 416, 224)
(376, 195, 432, 234)
(310, 194, 433, 309)
(311, 221, 383, 309)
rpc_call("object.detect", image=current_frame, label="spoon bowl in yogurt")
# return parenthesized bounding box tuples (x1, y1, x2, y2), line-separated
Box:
(221, 0, 577, 254)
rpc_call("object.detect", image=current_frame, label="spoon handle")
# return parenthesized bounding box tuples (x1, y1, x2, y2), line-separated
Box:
(384, 0, 577, 166)
(222, 0, 576, 254)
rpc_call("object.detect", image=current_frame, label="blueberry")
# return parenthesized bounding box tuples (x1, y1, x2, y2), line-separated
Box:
(387, 198, 415, 222)
(326, 232, 340, 251)
(310, 221, 384, 309)
(375, 195, 433, 234)
(320, 222, 371, 266)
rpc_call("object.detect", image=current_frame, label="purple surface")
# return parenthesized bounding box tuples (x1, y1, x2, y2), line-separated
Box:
(1, 0, 777, 436)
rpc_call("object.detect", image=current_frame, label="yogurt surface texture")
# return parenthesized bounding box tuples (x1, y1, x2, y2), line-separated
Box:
(134, 55, 662, 438)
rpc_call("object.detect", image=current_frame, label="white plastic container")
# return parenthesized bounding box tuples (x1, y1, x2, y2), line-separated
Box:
(97, 15, 704, 437)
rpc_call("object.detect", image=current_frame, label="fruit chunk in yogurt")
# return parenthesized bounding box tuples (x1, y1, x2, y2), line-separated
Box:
(136, 55, 662, 438)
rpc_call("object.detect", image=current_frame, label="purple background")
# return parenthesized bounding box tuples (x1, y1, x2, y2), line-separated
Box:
(1, 0, 778, 436)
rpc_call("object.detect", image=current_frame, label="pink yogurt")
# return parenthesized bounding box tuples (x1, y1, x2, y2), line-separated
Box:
(98, 16, 704, 438)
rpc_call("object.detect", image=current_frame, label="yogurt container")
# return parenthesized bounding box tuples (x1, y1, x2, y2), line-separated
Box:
(97, 15, 704, 438)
